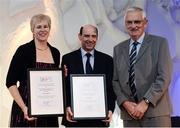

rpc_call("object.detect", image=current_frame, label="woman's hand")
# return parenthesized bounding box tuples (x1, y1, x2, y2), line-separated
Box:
(22, 106, 37, 121)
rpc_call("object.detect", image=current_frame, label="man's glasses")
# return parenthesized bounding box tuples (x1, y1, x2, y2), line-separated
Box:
(126, 20, 144, 26)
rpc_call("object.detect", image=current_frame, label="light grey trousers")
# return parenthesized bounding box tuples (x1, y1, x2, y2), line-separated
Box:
(123, 116, 171, 127)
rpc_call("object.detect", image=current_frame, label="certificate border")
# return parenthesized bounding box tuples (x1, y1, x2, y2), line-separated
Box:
(27, 68, 65, 117)
(70, 74, 108, 120)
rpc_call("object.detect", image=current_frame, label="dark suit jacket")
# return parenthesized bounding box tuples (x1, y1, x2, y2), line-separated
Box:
(113, 33, 172, 120)
(61, 49, 116, 127)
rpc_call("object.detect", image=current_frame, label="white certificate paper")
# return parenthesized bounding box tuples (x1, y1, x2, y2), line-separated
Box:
(70, 74, 107, 120)
(28, 68, 64, 116)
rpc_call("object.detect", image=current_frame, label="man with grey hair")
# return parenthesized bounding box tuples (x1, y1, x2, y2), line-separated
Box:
(113, 6, 172, 127)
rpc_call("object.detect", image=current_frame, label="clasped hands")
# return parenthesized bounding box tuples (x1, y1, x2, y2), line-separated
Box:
(123, 100, 149, 120)
(66, 107, 113, 123)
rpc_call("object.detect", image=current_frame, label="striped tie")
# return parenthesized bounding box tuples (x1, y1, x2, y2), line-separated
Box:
(129, 42, 138, 102)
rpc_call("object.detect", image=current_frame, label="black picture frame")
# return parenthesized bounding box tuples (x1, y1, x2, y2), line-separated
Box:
(70, 74, 108, 120)
(27, 68, 65, 117)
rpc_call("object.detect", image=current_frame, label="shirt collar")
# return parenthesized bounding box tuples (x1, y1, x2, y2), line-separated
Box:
(130, 32, 145, 46)
(80, 48, 94, 57)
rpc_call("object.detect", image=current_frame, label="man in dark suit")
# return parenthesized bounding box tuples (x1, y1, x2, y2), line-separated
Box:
(61, 24, 116, 127)
(113, 7, 172, 127)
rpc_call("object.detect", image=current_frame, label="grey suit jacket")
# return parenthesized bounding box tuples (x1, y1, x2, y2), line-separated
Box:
(113, 33, 172, 120)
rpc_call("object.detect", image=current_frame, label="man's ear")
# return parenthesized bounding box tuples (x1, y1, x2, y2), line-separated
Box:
(78, 33, 82, 41)
(144, 19, 148, 28)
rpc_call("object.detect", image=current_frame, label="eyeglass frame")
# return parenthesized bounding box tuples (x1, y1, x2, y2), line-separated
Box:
(125, 20, 146, 26)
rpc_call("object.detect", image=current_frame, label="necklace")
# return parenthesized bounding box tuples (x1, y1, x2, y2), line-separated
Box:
(36, 46, 49, 51)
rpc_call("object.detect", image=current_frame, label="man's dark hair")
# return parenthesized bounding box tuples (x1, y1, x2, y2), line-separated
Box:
(79, 25, 98, 36)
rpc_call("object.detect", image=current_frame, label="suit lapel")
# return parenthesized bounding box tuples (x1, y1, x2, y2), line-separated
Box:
(136, 34, 151, 63)
(76, 49, 85, 74)
(122, 40, 130, 67)
(122, 34, 151, 66)
(93, 50, 99, 73)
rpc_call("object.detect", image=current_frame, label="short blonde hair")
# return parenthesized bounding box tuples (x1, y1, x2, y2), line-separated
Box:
(30, 14, 51, 32)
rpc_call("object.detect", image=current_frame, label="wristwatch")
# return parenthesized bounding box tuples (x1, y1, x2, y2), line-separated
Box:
(144, 98, 150, 104)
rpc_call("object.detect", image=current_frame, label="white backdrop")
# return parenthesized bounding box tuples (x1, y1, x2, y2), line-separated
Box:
(2, 0, 180, 127)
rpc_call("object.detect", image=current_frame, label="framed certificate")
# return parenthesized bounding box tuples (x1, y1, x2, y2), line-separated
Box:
(27, 68, 65, 117)
(70, 74, 108, 120)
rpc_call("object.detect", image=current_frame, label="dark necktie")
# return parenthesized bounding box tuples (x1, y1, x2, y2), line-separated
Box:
(129, 42, 138, 102)
(86, 53, 93, 74)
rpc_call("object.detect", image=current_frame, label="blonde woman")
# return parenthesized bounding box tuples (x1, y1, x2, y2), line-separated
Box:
(6, 14, 60, 127)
